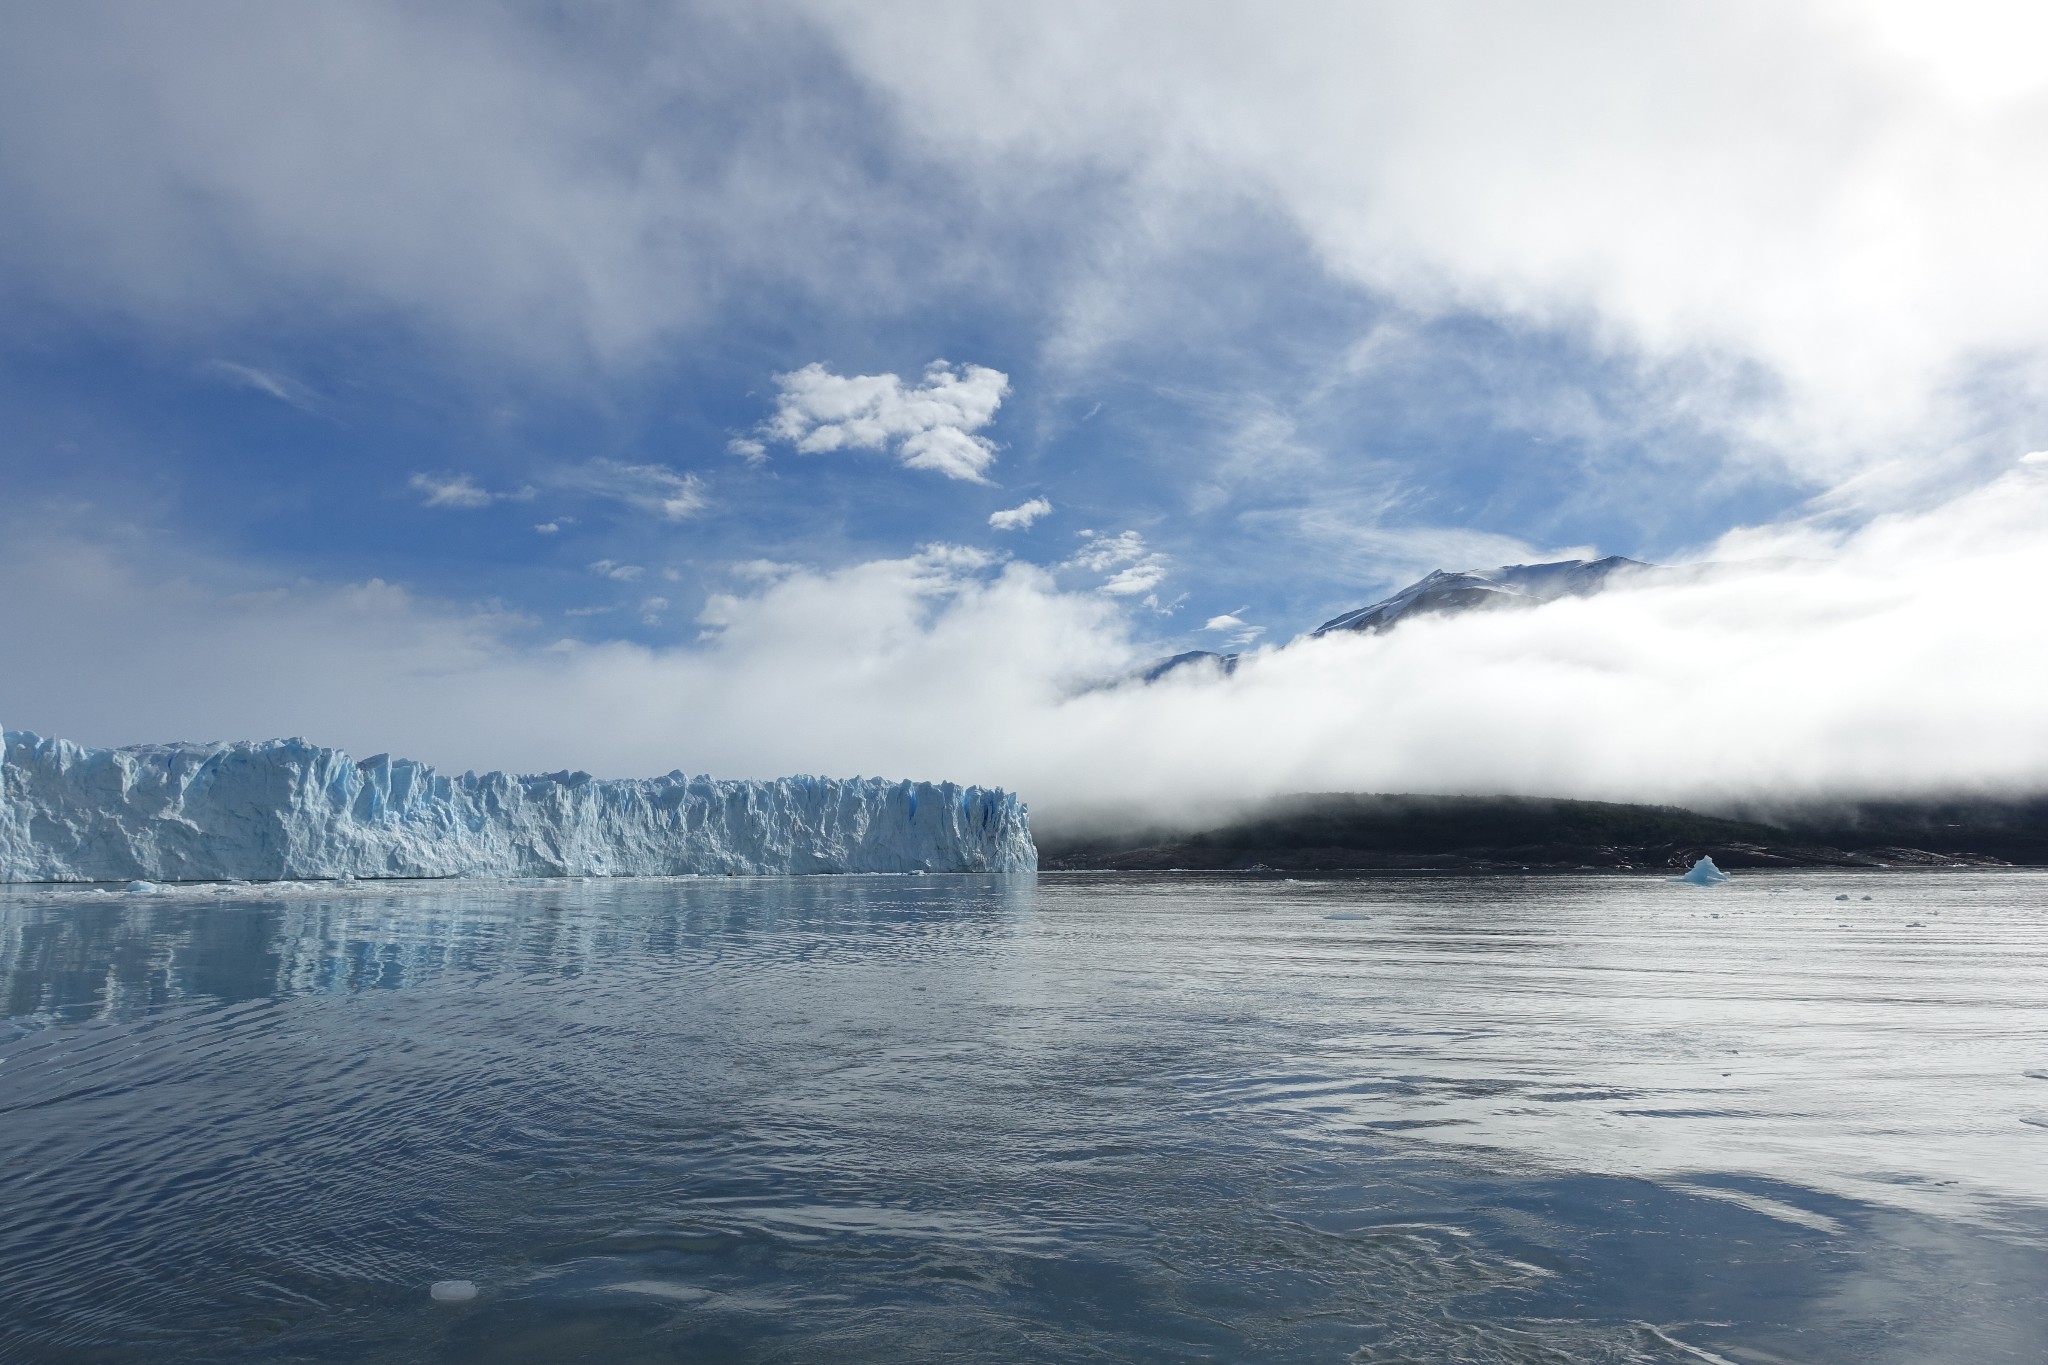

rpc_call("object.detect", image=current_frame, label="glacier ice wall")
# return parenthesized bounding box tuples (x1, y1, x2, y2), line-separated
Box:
(0, 729, 1036, 882)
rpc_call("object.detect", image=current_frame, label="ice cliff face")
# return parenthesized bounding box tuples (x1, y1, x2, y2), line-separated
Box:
(0, 730, 1036, 882)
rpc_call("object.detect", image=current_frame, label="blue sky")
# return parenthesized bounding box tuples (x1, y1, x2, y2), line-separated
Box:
(5, 2, 2048, 806)
(1, 267, 1805, 651)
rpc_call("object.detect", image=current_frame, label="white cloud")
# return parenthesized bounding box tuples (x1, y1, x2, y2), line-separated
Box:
(590, 560, 644, 581)
(202, 360, 324, 414)
(989, 496, 1053, 530)
(411, 473, 494, 510)
(800, 0, 2048, 494)
(556, 460, 706, 521)
(534, 521, 561, 534)
(0, 5, 977, 369)
(727, 437, 767, 463)
(408, 472, 533, 509)
(756, 360, 1010, 482)
(1099, 563, 1167, 597)
(1203, 614, 1267, 646)
(1203, 613, 1266, 647)
(18, 0, 2048, 512)
(12, 453, 2048, 825)
(1068, 529, 1169, 597)
(1068, 530, 1148, 573)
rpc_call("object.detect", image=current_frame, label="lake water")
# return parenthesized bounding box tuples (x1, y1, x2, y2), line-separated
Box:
(3, 870, 2046, 1363)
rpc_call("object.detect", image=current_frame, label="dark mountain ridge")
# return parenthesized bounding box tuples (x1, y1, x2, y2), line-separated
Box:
(1037, 791, 2048, 872)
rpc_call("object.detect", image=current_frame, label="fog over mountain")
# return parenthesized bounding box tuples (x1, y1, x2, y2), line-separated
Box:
(5, 451, 2047, 833)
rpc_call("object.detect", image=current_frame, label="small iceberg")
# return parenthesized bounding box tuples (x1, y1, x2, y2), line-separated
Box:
(1668, 856, 1729, 886)
(430, 1280, 478, 1304)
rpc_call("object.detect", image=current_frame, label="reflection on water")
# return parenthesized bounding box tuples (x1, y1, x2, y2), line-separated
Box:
(2, 871, 2046, 1363)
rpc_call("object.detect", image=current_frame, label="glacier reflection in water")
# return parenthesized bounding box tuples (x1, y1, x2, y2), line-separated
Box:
(2, 871, 2047, 1363)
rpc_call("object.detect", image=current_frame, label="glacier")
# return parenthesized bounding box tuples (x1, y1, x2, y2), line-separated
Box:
(0, 729, 1036, 882)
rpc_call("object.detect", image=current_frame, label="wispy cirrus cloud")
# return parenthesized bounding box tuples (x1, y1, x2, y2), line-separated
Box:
(750, 360, 1010, 482)
(202, 360, 329, 417)
(556, 460, 707, 521)
(408, 472, 534, 509)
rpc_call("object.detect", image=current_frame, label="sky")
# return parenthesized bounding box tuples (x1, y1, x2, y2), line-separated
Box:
(4, 1, 2048, 818)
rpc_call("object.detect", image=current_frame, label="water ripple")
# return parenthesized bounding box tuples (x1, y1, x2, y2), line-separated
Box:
(2, 871, 2047, 1361)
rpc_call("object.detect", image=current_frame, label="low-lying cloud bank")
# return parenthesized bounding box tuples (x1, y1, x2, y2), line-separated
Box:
(6, 455, 2048, 829)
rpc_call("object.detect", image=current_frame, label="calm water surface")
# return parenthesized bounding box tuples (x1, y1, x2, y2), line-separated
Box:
(3, 870, 2046, 1362)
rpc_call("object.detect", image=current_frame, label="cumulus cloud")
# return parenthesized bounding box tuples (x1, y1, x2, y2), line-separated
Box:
(409, 472, 532, 509)
(556, 460, 706, 521)
(754, 360, 1010, 482)
(1101, 564, 1166, 597)
(9, 454, 2048, 826)
(989, 496, 1053, 530)
(1068, 530, 1168, 597)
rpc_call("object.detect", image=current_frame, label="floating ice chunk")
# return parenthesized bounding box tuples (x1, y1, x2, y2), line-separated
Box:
(1668, 856, 1729, 886)
(124, 880, 161, 895)
(429, 1280, 478, 1303)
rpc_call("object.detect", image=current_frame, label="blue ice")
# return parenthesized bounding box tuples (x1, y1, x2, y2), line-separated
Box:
(1669, 856, 1729, 886)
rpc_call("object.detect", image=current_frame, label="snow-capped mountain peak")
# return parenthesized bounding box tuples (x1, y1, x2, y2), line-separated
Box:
(1310, 555, 1657, 637)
